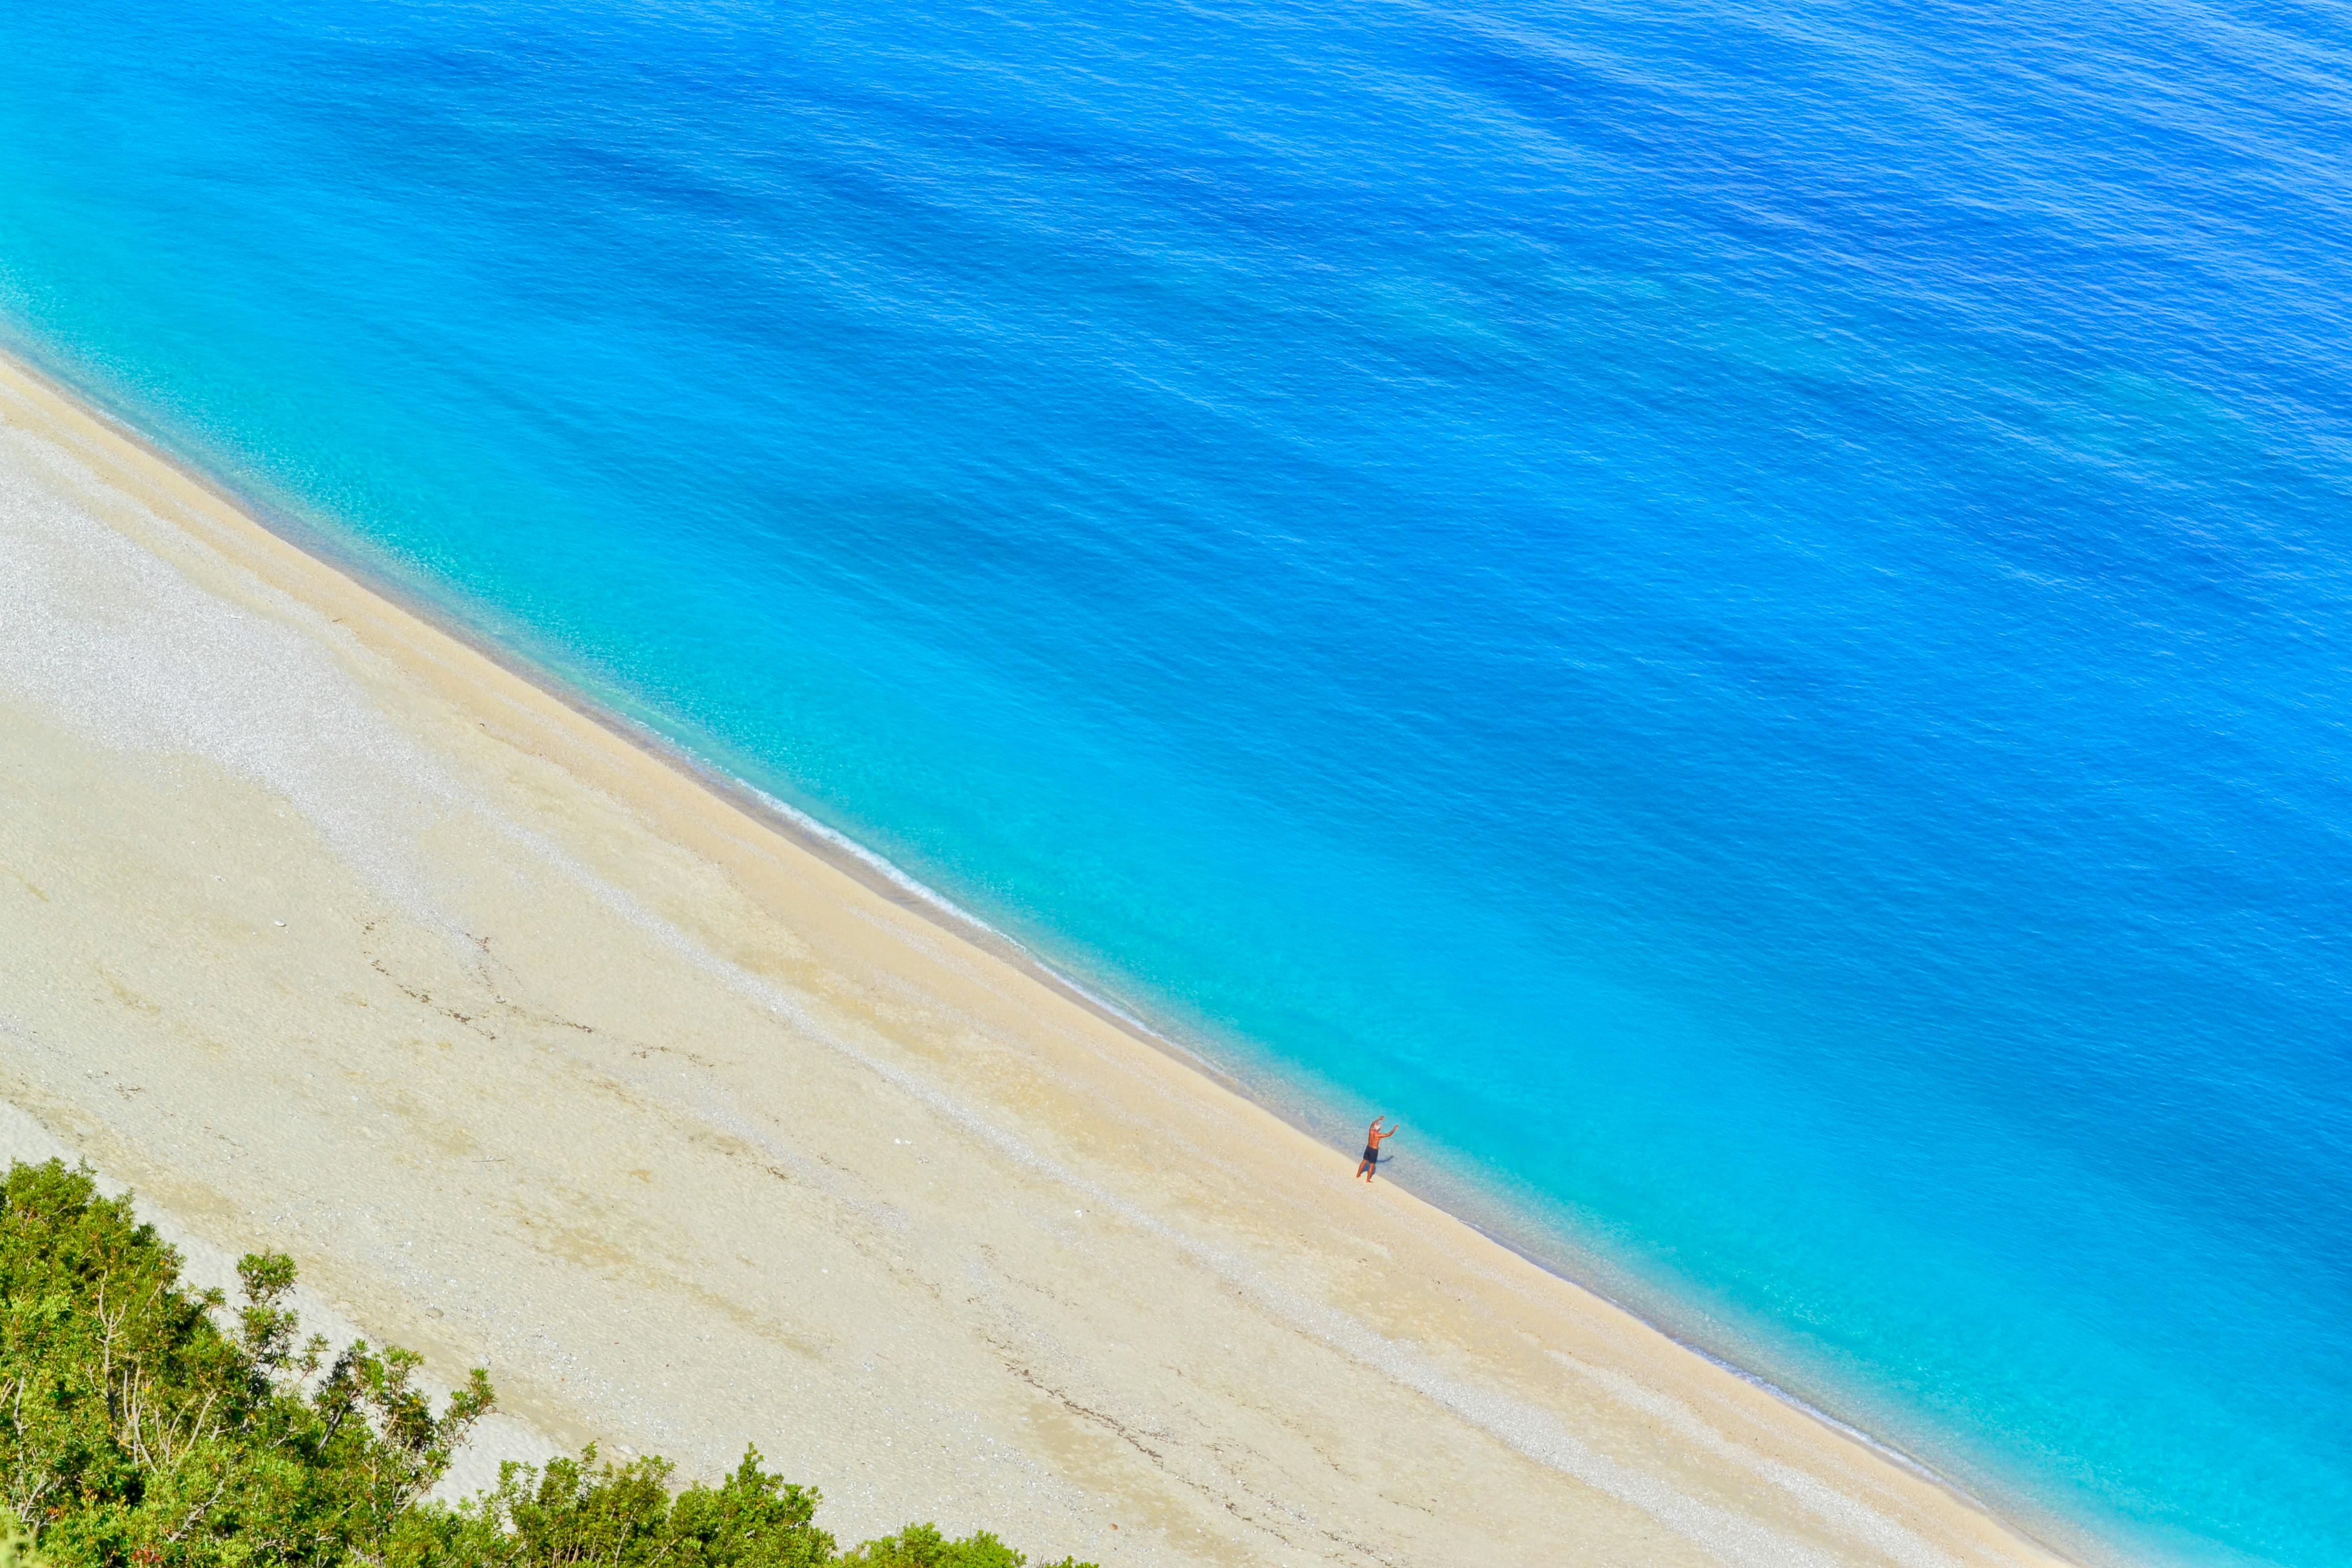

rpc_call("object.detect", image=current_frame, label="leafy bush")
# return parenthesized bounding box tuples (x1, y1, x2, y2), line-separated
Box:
(0, 1163, 1092, 1568)
(390, 1447, 832, 1568)
(834, 1523, 1031, 1567)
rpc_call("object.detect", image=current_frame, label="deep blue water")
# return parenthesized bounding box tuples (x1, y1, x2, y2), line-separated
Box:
(4, 0, 2349, 1560)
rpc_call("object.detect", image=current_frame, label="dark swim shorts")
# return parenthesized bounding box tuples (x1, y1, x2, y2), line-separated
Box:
(1362, 1144, 1380, 1163)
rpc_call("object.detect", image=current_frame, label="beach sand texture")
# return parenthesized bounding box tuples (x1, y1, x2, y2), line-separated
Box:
(0, 354, 2070, 1568)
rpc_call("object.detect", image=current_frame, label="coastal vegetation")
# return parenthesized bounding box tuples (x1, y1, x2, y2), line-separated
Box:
(0, 1162, 1090, 1568)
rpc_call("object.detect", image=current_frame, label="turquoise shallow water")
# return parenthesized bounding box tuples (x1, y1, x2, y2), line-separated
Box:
(4, 1, 2350, 1561)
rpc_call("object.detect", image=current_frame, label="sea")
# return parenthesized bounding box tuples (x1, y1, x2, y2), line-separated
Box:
(2, 0, 2347, 1562)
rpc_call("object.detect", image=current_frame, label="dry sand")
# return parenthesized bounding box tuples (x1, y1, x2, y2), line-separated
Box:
(0, 353, 2076, 1568)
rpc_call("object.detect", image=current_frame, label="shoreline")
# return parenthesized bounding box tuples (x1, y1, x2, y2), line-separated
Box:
(0, 334, 1257, 1101)
(0, 338, 2093, 1568)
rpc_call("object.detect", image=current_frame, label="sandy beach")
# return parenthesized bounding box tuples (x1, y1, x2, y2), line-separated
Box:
(0, 352, 2073, 1568)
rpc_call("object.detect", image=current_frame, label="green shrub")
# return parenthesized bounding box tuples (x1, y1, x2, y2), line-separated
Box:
(0, 1163, 1092, 1568)
(835, 1523, 1086, 1568)
(0, 1509, 41, 1568)
(390, 1447, 833, 1568)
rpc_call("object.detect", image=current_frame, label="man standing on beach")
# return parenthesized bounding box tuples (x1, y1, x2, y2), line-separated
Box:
(1357, 1116, 1399, 1181)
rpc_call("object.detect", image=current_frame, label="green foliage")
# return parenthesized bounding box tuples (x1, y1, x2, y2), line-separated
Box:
(0, 1159, 491, 1568)
(834, 1523, 1081, 1568)
(393, 1446, 834, 1568)
(0, 1164, 1092, 1568)
(0, 1509, 43, 1568)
